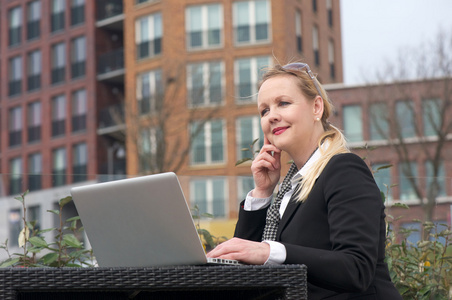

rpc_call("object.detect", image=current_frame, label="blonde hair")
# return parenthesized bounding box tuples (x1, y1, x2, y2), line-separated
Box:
(259, 64, 349, 202)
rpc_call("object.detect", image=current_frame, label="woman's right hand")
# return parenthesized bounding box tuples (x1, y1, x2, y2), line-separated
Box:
(251, 136, 281, 198)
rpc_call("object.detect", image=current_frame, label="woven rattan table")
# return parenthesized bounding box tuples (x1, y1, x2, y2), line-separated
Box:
(0, 264, 307, 300)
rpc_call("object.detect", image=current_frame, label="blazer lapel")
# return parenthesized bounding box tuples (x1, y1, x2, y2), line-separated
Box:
(276, 192, 302, 240)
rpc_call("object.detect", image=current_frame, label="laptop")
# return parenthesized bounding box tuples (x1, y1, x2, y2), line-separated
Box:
(70, 172, 240, 267)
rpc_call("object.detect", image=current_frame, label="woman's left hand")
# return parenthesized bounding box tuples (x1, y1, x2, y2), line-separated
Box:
(206, 237, 270, 265)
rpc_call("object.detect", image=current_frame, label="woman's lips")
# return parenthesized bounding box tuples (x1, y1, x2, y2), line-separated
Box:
(272, 127, 288, 135)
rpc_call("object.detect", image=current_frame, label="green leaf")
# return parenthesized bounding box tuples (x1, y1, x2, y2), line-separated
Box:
(62, 234, 82, 248)
(29, 236, 48, 248)
(47, 209, 60, 215)
(0, 258, 20, 268)
(38, 228, 57, 234)
(40, 252, 59, 265)
(66, 216, 80, 222)
(59, 196, 73, 208)
(376, 164, 393, 171)
(391, 203, 410, 209)
(235, 158, 252, 166)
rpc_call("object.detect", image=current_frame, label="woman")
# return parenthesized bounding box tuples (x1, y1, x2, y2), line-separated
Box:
(207, 62, 401, 299)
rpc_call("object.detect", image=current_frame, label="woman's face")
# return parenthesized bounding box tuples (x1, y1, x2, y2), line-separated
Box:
(257, 75, 322, 157)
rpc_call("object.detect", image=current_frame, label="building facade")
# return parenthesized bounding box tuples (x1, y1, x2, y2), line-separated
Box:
(121, 0, 343, 225)
(0, 0, 343, 257)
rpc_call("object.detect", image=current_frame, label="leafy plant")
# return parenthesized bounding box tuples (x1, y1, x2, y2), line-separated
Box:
(191, 205, 228, 252)
(0, 191, 95, 268)
(385, 201, 452, 299)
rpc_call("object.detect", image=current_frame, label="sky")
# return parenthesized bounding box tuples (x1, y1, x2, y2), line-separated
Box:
(340, 0, 452, 85)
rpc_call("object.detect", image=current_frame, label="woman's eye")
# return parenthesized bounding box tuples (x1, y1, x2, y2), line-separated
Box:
(280, 101, 290, 106)
(260, 108, 269, 117)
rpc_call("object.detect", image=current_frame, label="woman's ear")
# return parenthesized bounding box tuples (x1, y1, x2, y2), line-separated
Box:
(313, 95, 324, 119)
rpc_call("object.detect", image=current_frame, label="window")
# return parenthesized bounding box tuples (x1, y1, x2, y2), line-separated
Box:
(313, 26, 320, 66)
(51, 0, 65, 32)
(9, 6, 22, 46)
(398, 162, 418, 201)
(27, 1, 41, 40)
(28, 153, 42, 191)
(396, 100, 415, 138)
(186, 4, 222, 50)
(187, 61, 223, 107)
(312, 0, 318, 12)
(9, 56, 22, 97)
(139, 127, 162, 172)
(72, 89, 87, 132)
(342, 105, 363, 142)
(190, 178, 227, 218)
(369, 102, 389, 140)
(328, 39, 335, 79)
(235, 56, 271, 102)
(73, 143, 87, 183)
(71, 0, 85, 26)
(51, 42, 66, 84)
(233, 0, 270, 45)
(28, 50, 42, 91)
(373, 163, 392, 201)
(236, 116, 263, 161)
(10, 158, 23, 195)
(327, 0, 333, 27)
(295, 10, 302, 52)
(9, 209, 22, 247)
(136, 69, 163, 115)
(9, 107, 22, 147)
(52, 147, 67, 187)
(237, 176, 255, 202)
(425, 160, 446, 197)
(52, 94, 66, 137)
(423, 98, 441, 136)
(28, 101, 41, 143)
(190, 120, 225, 165)
(136, 13, 162, 60)
(71, 36, 86, 78)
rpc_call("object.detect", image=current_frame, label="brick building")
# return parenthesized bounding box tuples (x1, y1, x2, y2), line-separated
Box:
(0, 0, 343, 257)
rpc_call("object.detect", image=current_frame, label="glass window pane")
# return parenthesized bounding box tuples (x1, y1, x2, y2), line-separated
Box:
(211, 121, 223, 162)
(399, 162, 417, 201)
(423, 98, 440, 136)
(425, 160, 445, 197)
(212, 179, 225, 217)
(369, 103, 388, 140)
(343, 105, 363, 142)
(396, 101, 415, 138)
(373, 163, 392, 201)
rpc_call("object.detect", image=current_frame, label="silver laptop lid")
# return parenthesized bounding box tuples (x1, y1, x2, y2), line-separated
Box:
(71, 172, 208, 267)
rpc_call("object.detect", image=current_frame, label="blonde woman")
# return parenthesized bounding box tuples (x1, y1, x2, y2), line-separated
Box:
(207, 62, 401, 299)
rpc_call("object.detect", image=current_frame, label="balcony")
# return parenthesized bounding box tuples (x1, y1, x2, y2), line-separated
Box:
(98, 104, 126, 141)
(97, 48, 124, 83)
(96, 0, 124, 31)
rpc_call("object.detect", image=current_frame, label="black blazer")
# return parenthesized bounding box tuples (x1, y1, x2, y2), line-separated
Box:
(234, 153, 402, 300)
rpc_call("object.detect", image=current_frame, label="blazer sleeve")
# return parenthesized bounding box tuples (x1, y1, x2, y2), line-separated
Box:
(282, 153, 384, 292)
(233, 200, 268, 242)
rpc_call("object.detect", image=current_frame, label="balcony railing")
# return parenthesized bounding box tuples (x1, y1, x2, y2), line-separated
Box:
(97, 0, 123, 21)
(98, 104, 125, 129)
(97, 48, 124, 75)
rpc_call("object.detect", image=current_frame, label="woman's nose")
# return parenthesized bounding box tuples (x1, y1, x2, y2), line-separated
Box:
(267, 109, 280, 122)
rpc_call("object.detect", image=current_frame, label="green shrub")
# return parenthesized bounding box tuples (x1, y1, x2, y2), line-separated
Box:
(0, 191, 95, 268)
(385, 202, 452, 299)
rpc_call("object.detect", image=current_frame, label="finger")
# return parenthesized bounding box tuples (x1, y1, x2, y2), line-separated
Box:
(264, 135, 271, 145)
